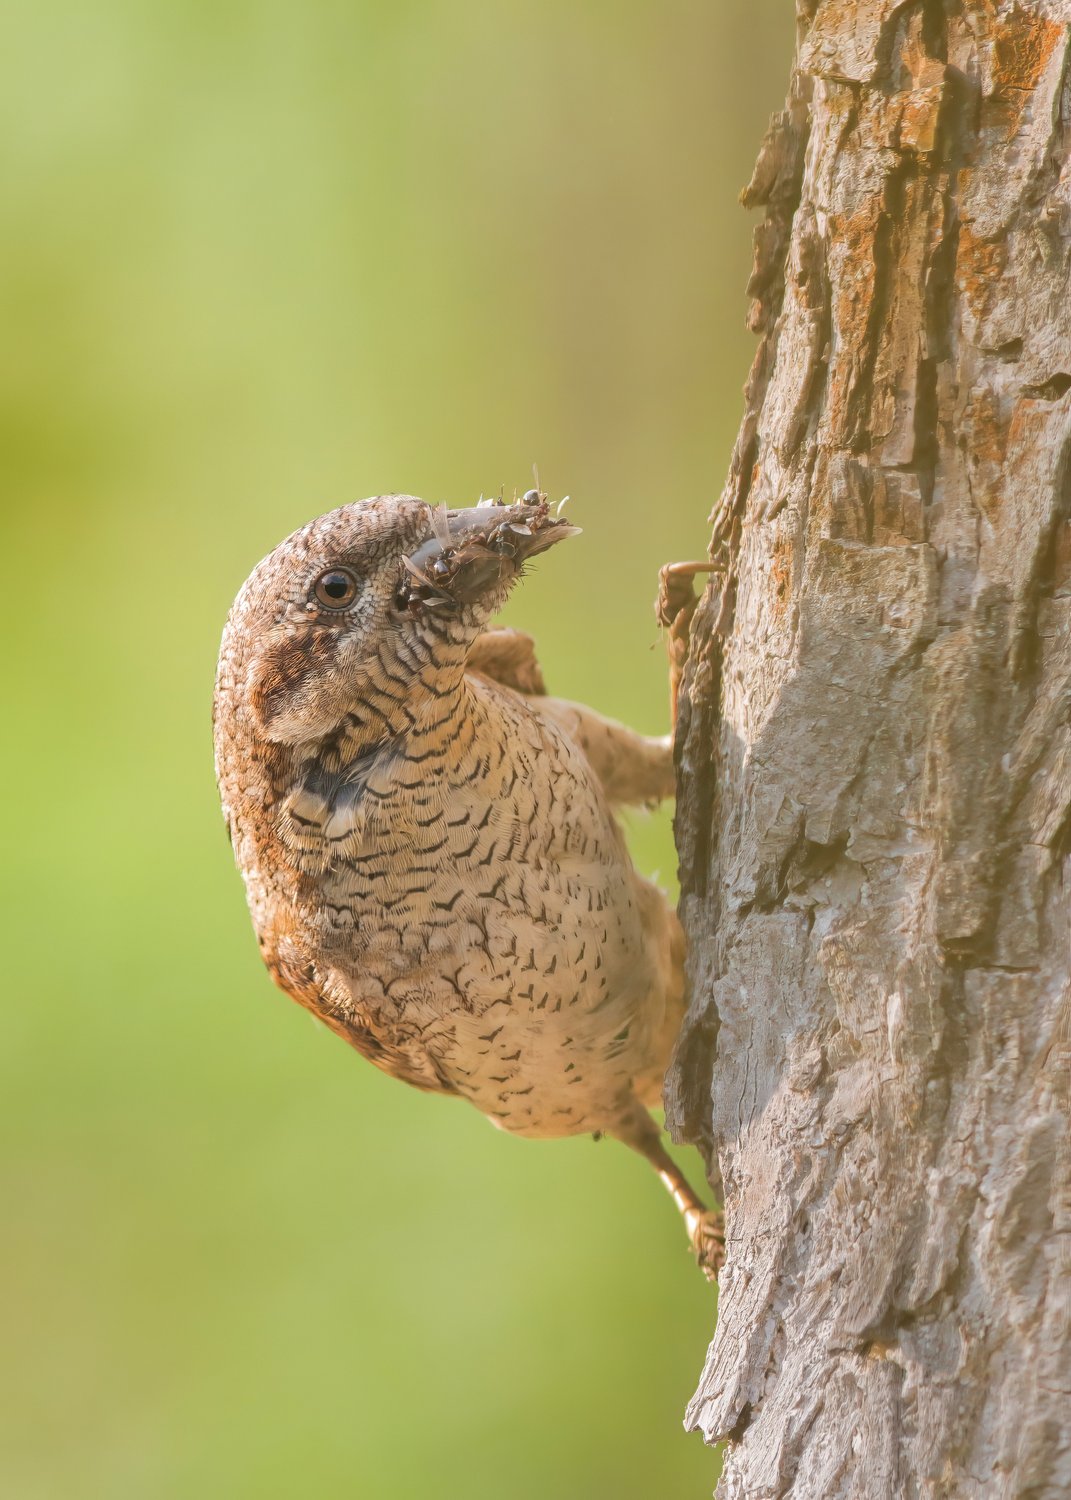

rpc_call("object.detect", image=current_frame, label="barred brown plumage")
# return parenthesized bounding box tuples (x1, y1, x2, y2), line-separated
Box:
(213, 492, 722, 1275)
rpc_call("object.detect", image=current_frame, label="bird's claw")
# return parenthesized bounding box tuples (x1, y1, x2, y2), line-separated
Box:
(657, 562, 725, 729)
(686, 1206, 726, 1283)
(656, 560, 722, 632)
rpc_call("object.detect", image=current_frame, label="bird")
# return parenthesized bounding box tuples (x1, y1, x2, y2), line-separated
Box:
(213, 490, 723, 1275)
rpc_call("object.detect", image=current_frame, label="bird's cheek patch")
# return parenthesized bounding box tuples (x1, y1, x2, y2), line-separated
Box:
(249, 629, 346, 742)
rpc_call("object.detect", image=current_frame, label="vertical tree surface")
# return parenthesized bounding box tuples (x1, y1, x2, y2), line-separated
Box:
(667, 3, 1071, 1495)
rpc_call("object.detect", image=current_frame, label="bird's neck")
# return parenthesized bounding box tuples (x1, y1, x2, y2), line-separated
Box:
(314, 645, 475, 772)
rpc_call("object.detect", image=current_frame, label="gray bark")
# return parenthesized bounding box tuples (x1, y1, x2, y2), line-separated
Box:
(666, 3, 1071, 1495)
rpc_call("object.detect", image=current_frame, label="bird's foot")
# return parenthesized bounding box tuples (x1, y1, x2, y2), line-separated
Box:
(656, 561, 726, 729)
(655, 561, 723, 633)
(685, 1206, 726, 1283)
(614, 1103, 724, 1284)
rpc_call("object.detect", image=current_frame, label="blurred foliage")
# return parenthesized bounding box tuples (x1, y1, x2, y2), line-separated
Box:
(1, 3, 791, 1497)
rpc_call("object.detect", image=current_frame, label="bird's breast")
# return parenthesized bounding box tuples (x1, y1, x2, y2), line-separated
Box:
(244, 685, 676, 1138)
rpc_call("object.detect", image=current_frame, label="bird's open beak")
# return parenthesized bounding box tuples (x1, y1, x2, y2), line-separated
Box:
(399, 494, 580, 611)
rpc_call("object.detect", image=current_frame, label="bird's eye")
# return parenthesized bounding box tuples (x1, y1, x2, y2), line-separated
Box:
(312, 568, 360, 610)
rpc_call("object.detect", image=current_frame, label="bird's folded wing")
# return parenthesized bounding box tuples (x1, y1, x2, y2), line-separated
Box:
(465, 628, 547, 696)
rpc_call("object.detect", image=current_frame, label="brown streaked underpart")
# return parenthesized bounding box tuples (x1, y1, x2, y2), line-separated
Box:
(398, 494, 580, 614)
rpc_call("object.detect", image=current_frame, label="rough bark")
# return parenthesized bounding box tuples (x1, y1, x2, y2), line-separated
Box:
(666, 3, 1071, 1495)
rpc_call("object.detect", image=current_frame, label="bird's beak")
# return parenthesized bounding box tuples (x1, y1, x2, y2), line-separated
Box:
(399, 494, 580, 611)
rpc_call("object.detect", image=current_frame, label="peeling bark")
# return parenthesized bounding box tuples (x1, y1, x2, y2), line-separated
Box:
(667, 3, 1071, 1495)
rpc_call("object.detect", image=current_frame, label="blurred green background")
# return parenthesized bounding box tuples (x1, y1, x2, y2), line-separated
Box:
(1, 4, 790, 1496)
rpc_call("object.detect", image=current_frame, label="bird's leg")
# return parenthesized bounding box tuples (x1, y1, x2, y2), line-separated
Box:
(641, 1137, 726, 1283)
(613, 1104, 725, 1281)
(656, 561, 726, 729)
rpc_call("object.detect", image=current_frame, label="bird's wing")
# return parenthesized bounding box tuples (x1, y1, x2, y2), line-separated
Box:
(529, 698, 676, 807)
(468, 630, 674, 806)
(268, 939, 458, 1096)
(465, 628, 546, 696)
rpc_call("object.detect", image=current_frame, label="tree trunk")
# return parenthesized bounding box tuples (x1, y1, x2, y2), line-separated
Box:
(666, 3, 1071, 1495)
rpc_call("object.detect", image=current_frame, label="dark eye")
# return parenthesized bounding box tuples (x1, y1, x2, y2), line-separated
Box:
(312, 568, 360, 610)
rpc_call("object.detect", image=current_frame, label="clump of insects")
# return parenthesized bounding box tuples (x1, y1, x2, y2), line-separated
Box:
(396, 489, 578, 616)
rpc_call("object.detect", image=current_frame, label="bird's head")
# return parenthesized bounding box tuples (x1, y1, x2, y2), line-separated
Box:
(214, 492, 578, 749)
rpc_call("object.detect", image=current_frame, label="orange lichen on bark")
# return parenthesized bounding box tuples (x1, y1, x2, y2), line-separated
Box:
(1007, 394, 1057, 463)
(983, 8, 1065, 140)
(898, 83, 945, 155)
(826, 194, 884, 447)
(955, 218, 1008, 325)
(872, 176, 941, 465)
(896, 42, 949, 156)
(769, 532, 795, 623)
